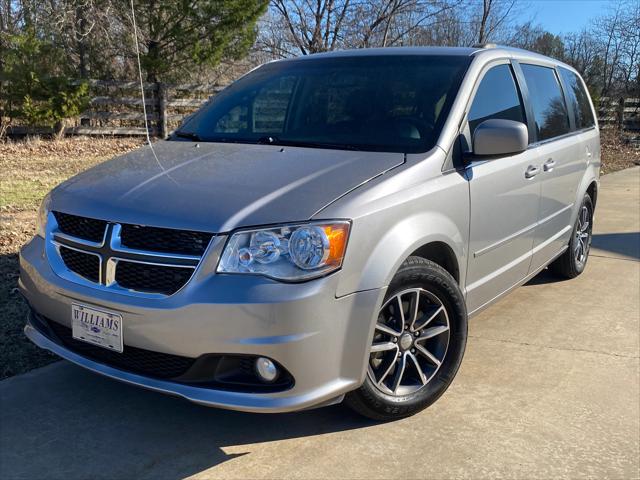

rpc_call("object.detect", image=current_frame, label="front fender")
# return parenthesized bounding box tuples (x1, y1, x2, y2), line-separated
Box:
(332, 168, 470, 298)
(360, 212, 466, 293)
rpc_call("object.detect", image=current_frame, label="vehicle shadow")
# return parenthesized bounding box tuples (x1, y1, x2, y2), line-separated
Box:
(591, 232, 640, 260)
(524, 268, 559, 286)
(524, 231, 639, 287)
(0, 363, 375, 480)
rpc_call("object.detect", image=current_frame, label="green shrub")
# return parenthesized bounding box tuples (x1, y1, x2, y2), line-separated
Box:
(1, 30, 89, 136)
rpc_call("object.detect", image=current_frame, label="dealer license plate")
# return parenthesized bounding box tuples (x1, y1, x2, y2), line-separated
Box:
(71, 303, 123, 353)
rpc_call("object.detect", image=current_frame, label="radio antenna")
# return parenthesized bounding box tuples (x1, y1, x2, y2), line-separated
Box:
(129, 0, 167, 175)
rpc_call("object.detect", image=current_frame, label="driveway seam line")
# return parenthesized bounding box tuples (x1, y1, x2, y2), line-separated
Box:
(468, 335, 640, 359)
(590, 253, 639, 263)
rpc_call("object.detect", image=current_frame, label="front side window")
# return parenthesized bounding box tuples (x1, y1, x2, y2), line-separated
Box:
(521, 64, 570, 141)
(176, 55, 471, 153)
(468, 64, 526, 138)
(558, 67, 595, 130)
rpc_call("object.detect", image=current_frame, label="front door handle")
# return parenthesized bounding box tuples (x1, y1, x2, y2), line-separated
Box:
(525, 165, 540, 178)
(543, 158, 556, 172)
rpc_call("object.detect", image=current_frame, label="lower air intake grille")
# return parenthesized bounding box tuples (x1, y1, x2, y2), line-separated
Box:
(59, 246, 100, 282)
(45, 319, 196, 379)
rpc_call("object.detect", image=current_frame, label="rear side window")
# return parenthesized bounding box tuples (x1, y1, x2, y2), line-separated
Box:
(468, 64, 526, 137)
(558, 68, 595, 130)
(521, 64, 570, 141)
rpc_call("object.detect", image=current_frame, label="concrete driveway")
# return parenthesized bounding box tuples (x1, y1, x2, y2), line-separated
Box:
(1, 168, 638, 480)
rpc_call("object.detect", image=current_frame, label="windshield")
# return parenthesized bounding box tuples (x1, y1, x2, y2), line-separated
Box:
(174, 55, 471, 153)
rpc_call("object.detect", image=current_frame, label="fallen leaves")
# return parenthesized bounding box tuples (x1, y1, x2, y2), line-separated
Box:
(600, 129, 640, 175)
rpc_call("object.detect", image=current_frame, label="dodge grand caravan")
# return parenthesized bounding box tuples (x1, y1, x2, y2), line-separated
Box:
(20, 45, 600, 420)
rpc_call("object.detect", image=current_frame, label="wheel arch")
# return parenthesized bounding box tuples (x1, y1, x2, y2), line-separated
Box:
(571, 164, 600, 227)
(587, 180, 598, 208)
(409, 241, 460, 284)
(336, 211, 468, 297)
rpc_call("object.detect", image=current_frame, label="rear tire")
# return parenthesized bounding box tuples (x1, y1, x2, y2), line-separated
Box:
(345, 256, 467, 421)
(550, 193, 593, 279)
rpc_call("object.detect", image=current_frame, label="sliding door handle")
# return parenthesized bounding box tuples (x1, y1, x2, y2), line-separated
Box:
(525, 165, 540, 178)
(543, 158, 556, 172)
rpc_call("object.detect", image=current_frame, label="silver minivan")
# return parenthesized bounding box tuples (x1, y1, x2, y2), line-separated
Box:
(20, 45, 600, 420)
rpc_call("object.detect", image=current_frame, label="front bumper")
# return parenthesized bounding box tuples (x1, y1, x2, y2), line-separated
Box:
(19, 235, 385, 413)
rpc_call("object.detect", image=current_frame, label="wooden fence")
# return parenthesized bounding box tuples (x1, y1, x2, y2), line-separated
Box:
(3, 81, 639, 138)
(78, 80, 225, 137)
(598, 97, 640, 131)
(4, 79, 225, 138)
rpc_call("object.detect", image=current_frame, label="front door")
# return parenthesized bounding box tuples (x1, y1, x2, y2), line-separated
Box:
(463, 62, 540, 314)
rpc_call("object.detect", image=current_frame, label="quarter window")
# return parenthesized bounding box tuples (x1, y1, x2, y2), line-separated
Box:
(468, 64, 526, 138)
(559, 67, 595, 130)
(521, 64, 570, 141)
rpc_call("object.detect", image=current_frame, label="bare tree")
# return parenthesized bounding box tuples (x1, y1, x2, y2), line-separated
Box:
(475, 0, 517, 44)
(595, 4, 624, 97)
(590, 0, 640, 98)
(563, 30, 601, 88)
(618, 1, 640, 96)
(267, 0, 458, 56)
(270, 0, 351, 54)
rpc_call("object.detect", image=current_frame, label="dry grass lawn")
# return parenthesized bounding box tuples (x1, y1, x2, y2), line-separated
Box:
(0, 132, 638, 379)
(0, 137, 143, 378)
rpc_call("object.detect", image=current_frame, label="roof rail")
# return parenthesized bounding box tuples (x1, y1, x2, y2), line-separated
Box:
(472, 43, 498, 49)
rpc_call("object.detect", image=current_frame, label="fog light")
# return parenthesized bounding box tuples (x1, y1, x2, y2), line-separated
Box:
(255, 357, 278, 382)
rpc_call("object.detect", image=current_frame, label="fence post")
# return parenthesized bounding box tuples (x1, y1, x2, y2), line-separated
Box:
(616, 97, 625, 130)
(157, 83, 168, 139)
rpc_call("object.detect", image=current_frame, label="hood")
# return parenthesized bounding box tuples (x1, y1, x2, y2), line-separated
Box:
(52, 141, 403, 232)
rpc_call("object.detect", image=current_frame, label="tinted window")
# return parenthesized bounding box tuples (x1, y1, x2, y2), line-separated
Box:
(468, 64, 526, 136)
(559, 67, 595, 130)
(521, 64, 570, 141)
(176, 55, 471, 153)
(214, 76, 296, 134)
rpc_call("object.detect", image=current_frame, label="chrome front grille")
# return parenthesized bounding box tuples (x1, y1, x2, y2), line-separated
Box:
(47, 211, 214, 297)
(59, 246, 100, 283)
(53, 211, 107, 243)
(120, 224, 212, 256)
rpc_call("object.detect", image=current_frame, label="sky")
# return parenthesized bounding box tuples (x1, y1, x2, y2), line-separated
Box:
(529, 0, 618, 35)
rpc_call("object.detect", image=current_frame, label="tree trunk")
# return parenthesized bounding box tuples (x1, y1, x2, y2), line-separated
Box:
(146, 40, 159, 83)
(54, 121, 65, 139)
(478, 0, 491, 44)
(77, 2, 90, 126)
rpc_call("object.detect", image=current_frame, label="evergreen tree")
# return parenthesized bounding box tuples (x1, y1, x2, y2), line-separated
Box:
(123, 0, 269, 82)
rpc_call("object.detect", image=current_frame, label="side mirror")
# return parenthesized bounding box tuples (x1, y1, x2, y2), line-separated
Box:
(471, 119, 528, 157)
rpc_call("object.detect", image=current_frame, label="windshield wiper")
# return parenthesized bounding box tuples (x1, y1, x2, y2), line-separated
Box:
(174, 133, 360, 150)
(174, 132, 262, 145)
(173, 131, 202, 141)
(257, 136, 278, 144)
(256, 137, 358, 151)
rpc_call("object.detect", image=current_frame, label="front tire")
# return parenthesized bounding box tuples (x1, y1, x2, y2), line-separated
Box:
(550, 193, 594, 279)
(345, 257, 467, 421)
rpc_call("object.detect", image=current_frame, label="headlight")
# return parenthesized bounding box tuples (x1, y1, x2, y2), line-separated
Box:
(36, 193, 52, 238)
(217, 221, 350, 281)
